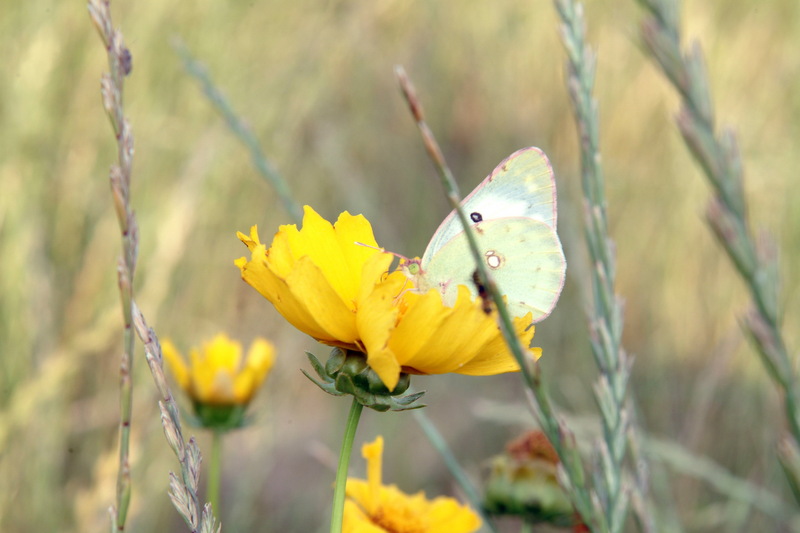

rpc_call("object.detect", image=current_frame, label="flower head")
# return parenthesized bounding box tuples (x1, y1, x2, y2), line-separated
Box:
(344, 436, 481, 533)
(162, 333, 276, 429)
(236, 206, 537, 393)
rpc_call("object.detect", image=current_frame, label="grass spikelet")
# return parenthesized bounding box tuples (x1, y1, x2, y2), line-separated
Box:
(635, 0, 800, 501)
(555, 1, 656, 531)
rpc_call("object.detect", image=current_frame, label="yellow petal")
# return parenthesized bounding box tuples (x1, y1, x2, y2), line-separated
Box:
(236, 225, 261, 252)
(357, 268, 406, 390)
(342, 499, 385, 533)
(285, 256, 361, 343)
(237, 207, 389, 350)
(205, 334, 243, 372)
(233, 338, 276, 402)
(280, 207, 375, 307)
(238, 239, 355, 346)
(455, 325, 536, 376)
(161, 340, 190, 390)
(390, 287, 492, 373)
(244, 338, 276, 378)
(427, 497, 482, 532)
(363, 436, 384, 516)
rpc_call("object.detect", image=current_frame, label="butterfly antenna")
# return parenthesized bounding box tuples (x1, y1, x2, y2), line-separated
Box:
(393, 278, 418, 305)
(353, 242, 421, 303)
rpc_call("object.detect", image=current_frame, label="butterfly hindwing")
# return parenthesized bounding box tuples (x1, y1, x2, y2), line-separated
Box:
(417, 218, 566, 323)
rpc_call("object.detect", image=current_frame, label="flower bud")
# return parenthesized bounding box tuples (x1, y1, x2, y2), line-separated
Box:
(484, 430, 576, 526)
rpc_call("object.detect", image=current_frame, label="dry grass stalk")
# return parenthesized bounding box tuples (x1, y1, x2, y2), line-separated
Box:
(87, 1, 137, 528)
(88, 1, 220, 531)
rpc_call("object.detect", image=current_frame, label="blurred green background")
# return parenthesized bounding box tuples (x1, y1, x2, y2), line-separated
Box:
(1, 1, 799, 531)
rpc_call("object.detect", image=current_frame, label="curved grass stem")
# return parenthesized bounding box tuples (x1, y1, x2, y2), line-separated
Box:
(174, 41, 303, 225)
(89, 2, 221, 531)
(132, 304, 221, 532)
(395, 65, 598, 531)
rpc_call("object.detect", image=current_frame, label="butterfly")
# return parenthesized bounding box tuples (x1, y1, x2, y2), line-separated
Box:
(404, 147, 566, 323)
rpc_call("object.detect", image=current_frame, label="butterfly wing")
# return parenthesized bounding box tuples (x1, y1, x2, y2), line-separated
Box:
(418, 218, 566, 323)
(424, 147, 557, 259)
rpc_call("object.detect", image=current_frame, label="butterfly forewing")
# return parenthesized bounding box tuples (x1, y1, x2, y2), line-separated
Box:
(423, 147, 557, 259)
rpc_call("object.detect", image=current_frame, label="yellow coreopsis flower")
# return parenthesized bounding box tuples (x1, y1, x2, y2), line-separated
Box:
(162, 334, 276, 429)
(235, 206, 536, 393)
(344, 436, 481, 533)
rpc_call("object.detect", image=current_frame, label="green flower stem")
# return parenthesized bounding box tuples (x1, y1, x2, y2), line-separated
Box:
(331, 398, 364, 533)
(394, 66, 598, 531)
(208, 430, 223, 518)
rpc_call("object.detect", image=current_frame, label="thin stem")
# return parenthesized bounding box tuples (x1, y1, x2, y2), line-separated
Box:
(394, 65, 598, 531)
(173, 41, 303, 225)
(330, 398, 364, 533)
(87, 1, 136, 529)
(208, 430, 223, 519)
(412, 410, 498, 533)
(394, 66, 525, 380)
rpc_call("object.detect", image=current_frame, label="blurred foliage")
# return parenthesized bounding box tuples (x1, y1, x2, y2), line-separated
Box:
(1, 0, 799, 531)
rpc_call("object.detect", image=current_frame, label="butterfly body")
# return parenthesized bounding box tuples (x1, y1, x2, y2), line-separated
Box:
(409, 147, 566, 323)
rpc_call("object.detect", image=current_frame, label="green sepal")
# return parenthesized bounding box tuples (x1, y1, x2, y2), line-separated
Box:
(190, 403, 249, 432)
(303, 348, 424, 411)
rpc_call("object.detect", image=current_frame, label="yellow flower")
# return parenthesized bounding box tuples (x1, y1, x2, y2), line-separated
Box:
(344, 436, 481, 533)
(162, 333, 276, 406)
(236, 206, 537, 392)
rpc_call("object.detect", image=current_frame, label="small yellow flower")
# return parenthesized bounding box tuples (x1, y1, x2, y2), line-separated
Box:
(236, 206, 536, 392)
(344, 436, 481, 533)
(162, 333, 276, 406)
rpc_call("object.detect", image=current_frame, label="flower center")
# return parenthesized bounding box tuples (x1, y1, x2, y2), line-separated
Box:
(369, 504, 426, 533)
